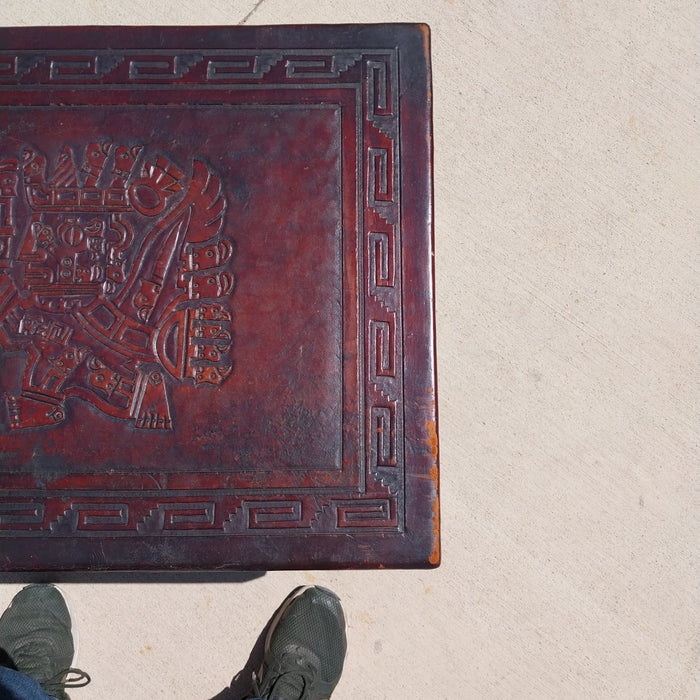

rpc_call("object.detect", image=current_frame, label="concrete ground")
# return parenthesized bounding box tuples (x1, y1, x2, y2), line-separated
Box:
(1, 1, 698, 698)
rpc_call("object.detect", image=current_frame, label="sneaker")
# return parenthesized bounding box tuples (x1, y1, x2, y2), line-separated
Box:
(0, 585, 90, 700)
(250, 586, 347, 700)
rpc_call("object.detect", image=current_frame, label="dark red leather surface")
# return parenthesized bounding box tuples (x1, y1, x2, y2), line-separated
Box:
(0, 24, 438, 570)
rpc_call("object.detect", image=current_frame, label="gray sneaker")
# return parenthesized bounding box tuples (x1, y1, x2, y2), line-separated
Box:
(0, 585, 90, 700)
(250, 586, 347, 700)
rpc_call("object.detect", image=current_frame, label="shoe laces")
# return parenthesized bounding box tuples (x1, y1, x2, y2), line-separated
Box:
(41, 667, 91, 698)
(251, 661, 315, 700)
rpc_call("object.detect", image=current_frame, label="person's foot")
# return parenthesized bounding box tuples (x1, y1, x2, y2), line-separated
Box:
(0, 584, 90, 700)
(250, 586, 347, 700)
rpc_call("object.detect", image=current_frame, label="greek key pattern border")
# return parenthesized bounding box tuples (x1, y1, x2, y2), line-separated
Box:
(0, 48, 405, 536)
(0, 50, 371, 87)
(0, 494, 399, 536)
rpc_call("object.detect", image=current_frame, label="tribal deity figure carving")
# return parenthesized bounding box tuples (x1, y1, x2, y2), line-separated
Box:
(0, 142, 234, 430)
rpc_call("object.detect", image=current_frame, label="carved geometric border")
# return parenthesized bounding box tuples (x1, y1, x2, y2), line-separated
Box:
(0, 47, 405, 537)
(0, 494, 400, 536)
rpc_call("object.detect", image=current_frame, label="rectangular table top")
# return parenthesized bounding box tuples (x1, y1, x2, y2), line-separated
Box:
(0, 24, 438, 570)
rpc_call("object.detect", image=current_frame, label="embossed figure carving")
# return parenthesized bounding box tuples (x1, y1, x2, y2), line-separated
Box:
(0, 143, 234, 430)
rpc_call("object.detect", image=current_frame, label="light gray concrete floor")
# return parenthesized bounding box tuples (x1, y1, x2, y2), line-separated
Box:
(1, 1, 698, 698)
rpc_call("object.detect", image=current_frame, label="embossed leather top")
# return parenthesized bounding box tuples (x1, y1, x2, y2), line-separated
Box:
(0, 24, 437, 571)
